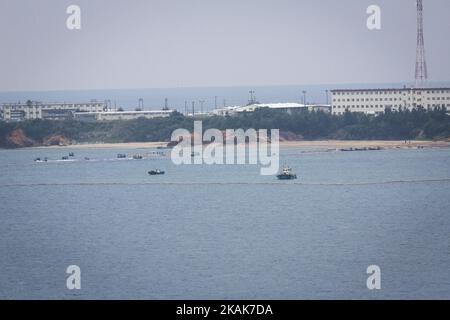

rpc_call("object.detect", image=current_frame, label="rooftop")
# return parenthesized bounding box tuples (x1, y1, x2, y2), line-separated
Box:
(75, 110, 174, 115)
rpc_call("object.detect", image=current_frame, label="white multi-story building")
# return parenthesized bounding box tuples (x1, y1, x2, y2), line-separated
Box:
(0, 101, 106, 121)
(331, 87, 450, 115)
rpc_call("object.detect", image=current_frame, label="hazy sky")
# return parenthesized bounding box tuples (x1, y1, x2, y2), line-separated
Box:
(0, 0, 449, 91)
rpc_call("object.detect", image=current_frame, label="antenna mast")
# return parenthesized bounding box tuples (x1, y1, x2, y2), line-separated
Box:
(415, 0, 428, 88)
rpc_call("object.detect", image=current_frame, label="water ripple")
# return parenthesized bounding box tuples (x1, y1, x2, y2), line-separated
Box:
(1, 178, 450, 188)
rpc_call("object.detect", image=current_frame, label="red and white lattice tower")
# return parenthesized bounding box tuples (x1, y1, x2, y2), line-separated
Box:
(415, 0, 428, 88)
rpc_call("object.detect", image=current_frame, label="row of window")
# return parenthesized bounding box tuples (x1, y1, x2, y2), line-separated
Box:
(333, 111, 377, 115)
(333, 90, 450, 95)
(335, 98, 405, 102)
(334, 105, 385, 109)
(333, 103, 450, 109)
(2, 104, 104, 110)
(333, 96, 450, 103)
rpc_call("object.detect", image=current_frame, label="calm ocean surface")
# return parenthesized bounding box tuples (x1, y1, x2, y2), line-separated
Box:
(0, 146, 449, 299)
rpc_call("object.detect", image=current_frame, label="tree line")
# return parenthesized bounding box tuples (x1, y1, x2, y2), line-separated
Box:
(1, 107, 449, 148)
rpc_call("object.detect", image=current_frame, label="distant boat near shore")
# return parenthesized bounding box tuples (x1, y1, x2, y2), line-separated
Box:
(340, 147, 382, 152)
(148, 169, 165, 175)
(277, 166, 297, 180)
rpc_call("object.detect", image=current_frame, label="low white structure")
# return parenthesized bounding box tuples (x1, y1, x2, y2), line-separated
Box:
(74, 110, 174, 121)
(210, 106, 243, 116)
(0, 101, 106, 121)
(211, 103, 331, 116)
(331, 87, 450, 115)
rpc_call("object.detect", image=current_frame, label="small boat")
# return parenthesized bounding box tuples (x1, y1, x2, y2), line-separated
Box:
(61, 156, 69, 160)
(276, 166, 297, 180)
(117, 153, 127, 159)
(34, 157, 47, 162)
(148, 169, 165, 175)
(132, 154, 143, 160)
(148, 151, 166, 157)
(69, 152, 75, 157)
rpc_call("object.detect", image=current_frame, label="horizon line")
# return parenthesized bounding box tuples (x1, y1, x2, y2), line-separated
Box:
(3, 80, 450, 94)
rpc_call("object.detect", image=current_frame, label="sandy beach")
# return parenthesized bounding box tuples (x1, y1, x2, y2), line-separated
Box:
(278, 140, 450, 149)
(28, 139, 450, 150)
(32, 141, 168, 149)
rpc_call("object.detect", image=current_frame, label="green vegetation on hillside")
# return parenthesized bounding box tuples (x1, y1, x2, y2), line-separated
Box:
(1, 107, 449, 148)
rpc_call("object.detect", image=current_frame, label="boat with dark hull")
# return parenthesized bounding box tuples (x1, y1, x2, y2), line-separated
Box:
(276, 166, 297, 180)
(148, 169, 165, 175)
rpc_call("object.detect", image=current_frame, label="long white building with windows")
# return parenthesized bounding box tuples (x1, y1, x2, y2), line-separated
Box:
(0, 101, 106, 121)
(331, 87, 450, 115)
(73, 109, 174, 121)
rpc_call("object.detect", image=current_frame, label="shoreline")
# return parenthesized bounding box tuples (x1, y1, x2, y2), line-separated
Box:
(279, 140, 450, 149)
(29, 141, 167, 150)
(11, 139, 450, 150)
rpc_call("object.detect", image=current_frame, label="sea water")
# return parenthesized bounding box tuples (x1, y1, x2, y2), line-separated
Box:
(0, 146, 449, 299)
